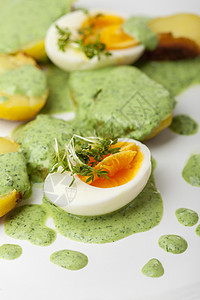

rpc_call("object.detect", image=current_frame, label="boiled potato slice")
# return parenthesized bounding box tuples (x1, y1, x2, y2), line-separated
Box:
(0, 190, 20, 218)
(144, 113, 172, 140)
(0, 53, 48, 121)
(22, 40, 47, 62)
(0, 137, 19, 155)
(0, 137, 21, 217)
(0, 52, 36, 75)
(149, 13, 200, 49)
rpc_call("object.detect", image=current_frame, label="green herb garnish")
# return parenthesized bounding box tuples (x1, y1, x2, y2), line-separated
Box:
(56, 25, 71, 52)
(55, 23, 112, 60)
(75, 38, 111, 60)
(52, 135, 119, 186)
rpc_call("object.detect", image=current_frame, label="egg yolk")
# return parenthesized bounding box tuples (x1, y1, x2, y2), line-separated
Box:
(80, 14, 139, 50)
(79, 142, 144, 188)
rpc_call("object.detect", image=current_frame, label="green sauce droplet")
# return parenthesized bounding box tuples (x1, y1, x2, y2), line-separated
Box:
(158, 235, 188, 254)
(170, 114, 198, 135)
(5, 205, 56, 246)
(195, 224, 200, 237)
(182, 154, 200, 187)
(50, 250, 88, 270)
(175, 208, 199, 226)
(0, 244, 22, 260)
(142, 258, 164, 278)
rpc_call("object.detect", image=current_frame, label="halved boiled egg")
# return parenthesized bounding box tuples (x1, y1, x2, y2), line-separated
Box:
(45, 10, 145, 71)
(44, 138, 151, 216)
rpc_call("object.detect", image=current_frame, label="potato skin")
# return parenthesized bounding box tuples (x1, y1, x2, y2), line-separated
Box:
(146, 33, 200, 61)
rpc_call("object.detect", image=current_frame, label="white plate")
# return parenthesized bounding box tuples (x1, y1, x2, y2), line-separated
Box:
(0, 1, 200, 299)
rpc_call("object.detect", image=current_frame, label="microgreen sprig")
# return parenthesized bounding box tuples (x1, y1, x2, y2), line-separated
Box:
(56, 25, 71, 52)
(52, 135, 119, 186)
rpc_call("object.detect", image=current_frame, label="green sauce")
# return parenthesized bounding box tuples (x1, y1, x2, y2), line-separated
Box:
(142, 258, 164, 278)
(158, 235, 188, 254)
(43, 173, 163, 244)
(16, 115, 77, 182)
(0, 64, 47, 97)
(0, 0, 74, 54)
(182, 154, 200, 187)
(0, 152, 30, 196)
(0, 96, 9, 103)
(137, 57, 200, 97)
(41, 65, 74, 114)
(5, 172, 163, 245)
(5, 205, 56, 246)
(195, 224, 200, 237)
(70, 65, 174, 140)
(175, 208, 199, 227)
(123, 17, 158, 50)
(169, 114, 198, 135)
(50, 250, 88, 270)
(0, 244, 22, 260)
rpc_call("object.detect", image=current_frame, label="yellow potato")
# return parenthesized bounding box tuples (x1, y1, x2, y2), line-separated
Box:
(22, 40, 47, 62)
(0, 53, 48, 121)
(0, 190, 20, 218)
(0, 137, 21, 217)
(0, 137, 19, 155)
(149, 13, 200, 49)
(144, 113, 172, 140)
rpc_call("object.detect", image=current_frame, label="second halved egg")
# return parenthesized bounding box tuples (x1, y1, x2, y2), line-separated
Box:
(45, 9, 145, 71)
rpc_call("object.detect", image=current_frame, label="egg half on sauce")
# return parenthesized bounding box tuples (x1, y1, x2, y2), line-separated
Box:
(45, 10, 145, 71)
(44, 139, 151, 216)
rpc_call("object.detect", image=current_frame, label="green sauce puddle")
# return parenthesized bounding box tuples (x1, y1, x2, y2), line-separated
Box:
(41, 65, 74, 115)
(158, 235, 188, 254)
(137, 57, 200, 97)
(50, 250, 88, 270)
(5, 205, 56, 246)
(5, 173, 163, 245)
(142, 258, 164, 278)
(0, 244, 22, 260)
(182, 154, 200, 187)
(175, 208, 199, 227)
(43, 173, 163, 244)
(169, 114, 198, 135)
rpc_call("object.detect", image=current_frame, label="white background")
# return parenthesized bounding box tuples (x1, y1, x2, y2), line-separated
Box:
(0, 1, 200, 299)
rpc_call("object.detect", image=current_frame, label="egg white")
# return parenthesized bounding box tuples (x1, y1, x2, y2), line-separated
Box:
(45, 9, 145, 71)
(44, 138, 151, 216)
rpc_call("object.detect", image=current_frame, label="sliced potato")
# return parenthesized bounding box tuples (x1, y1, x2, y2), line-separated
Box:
(144, 113, 172, 140)
(0, 137, 19, 155)
(0, 137, 20, 217)
(0, 137, 29, 217)
(149, 13, 200, 49)
(22, 40, 47, 62)
(0, 53, 48, 121)
(0, 190, 20, 218)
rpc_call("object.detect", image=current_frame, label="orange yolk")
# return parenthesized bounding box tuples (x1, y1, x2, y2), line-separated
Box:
(80, 14, 139, 50)
(78, 142, 144, 188)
